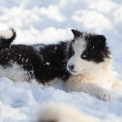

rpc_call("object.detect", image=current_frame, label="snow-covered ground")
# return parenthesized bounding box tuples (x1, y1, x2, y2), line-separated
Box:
(0, 0, 122, 121)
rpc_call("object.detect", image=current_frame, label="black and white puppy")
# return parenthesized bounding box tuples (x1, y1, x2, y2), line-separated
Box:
(0, 28, 121, 101)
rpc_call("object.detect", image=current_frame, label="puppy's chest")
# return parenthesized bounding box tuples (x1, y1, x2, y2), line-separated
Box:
(90, 73, 113, 89)
(70, 71, 113, 89)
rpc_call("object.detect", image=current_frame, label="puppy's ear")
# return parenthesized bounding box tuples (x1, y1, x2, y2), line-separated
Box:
(95, 35, 106, 50)
(71, 29, 81, 38)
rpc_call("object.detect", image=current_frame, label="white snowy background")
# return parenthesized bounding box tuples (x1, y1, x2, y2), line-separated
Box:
(0, 0, 122, 121)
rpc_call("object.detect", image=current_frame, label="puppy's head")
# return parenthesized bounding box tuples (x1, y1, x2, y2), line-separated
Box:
(67, 29, 111, 75)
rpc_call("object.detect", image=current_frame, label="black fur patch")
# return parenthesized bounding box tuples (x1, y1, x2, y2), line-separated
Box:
(0, 42, 71, 84)
(71, 29, 111, 63)
(67, 41, 74, 59)
(71, 29, 81, 38)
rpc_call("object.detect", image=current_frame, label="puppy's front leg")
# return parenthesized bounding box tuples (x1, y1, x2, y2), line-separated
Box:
(64, 80, 111, 101)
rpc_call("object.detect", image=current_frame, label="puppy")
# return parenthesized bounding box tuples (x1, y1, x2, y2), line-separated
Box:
(64, 30, 122, 101)
(0, 28, 121, 101)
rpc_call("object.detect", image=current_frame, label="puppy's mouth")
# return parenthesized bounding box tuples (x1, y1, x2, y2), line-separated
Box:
(71, 71, 76, 73)
(69, 69, 87, 75)
(69, 70, 78, 75)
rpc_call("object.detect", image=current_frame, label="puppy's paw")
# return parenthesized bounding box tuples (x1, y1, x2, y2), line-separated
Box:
(99, 89, 112, 101)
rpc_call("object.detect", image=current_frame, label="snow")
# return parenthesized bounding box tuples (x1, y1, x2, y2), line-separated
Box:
(46, 62, 50, 65)
(0, 0, 122, 121)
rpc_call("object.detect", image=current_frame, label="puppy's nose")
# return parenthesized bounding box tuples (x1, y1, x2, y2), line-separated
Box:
(68, 64, 74, 71)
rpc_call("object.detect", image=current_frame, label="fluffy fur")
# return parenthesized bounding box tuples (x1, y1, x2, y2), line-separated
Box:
(0, 28, 122, 101)
(65, 29, 122, 101)
(37, 102, 100, 122)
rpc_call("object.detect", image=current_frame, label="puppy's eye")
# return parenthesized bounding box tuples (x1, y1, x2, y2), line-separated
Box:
(81, 54, 87, 59)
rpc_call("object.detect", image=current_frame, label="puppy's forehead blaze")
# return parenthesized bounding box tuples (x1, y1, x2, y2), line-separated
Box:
(73, 37, 86, 54)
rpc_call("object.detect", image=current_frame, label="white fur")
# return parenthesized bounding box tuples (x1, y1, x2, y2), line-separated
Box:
(0, 29, 13, 39)
(37, 102, 101, 122)
(65, 57, 122, 101)
(0, 62, 30, 82)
